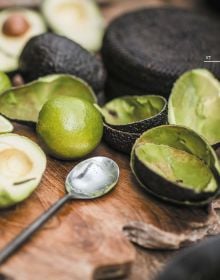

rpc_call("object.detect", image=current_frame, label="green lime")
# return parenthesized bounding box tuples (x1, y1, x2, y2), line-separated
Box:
(0, 72, 11, 95)
(168, 69, 220, 145)
(37, 96, 103, 159)
(0, 115, 13, 133)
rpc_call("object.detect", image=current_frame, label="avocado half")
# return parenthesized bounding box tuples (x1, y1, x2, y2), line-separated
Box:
(19, 33, 105, 94)
(0, 133, 46, 208)
(41, 0, 105, 52)
(98, 95, 167, 154)
(168, 69, 220, 146)
(0, 74, 96, 123)
(131, 125, 220, 205)
(0, 8, 46, 72)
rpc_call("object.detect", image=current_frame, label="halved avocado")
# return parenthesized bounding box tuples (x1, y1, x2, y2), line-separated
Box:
(0, 133, 46, 208)
(104, 123, 139, 154)
(41, 0, 105, 52)
(0, 115, 13, 133)
(99, 95, 167, 133)
(0, 74, 96, 123)
(131, 125, 220, 205)
(0, 8, 46, 72)
(168, 69, 220, 146)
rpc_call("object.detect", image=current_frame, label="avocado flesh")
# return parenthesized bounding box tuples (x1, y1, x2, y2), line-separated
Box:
(102, 96, 165, 125)
(137, 125, 220, 172)
(0, 8, 46, 72)
(0, 74, 96, 123)
(41, 0, 104, 52)
(135, 143, 217, 193)
(0, 133, 46, 208)
(168, 69, 220, 145)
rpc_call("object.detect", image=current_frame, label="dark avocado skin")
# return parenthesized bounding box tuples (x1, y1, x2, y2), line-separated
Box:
(132, 153, 220, 205)
(19, 33, 106, 93)
(108, 99, 168, 134)
(102, 7, 220, 98)
(103, 124, 139, 154)
(156, 235, 220, 280)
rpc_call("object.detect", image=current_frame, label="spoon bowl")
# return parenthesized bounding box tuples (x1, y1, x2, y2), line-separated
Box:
(66, 156, 119, 199)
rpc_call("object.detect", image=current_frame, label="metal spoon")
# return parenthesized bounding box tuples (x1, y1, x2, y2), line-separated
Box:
(0, 156, 119, 264)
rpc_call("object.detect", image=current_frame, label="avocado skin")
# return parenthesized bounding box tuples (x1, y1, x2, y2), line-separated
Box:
(132, 153, 219, 206)
(108, 98, 168, 134)
(103, 123, 139, 154)
(19, 33, 106, 93)
(156, 236, 220, 280)
(102, 7, 220, 98)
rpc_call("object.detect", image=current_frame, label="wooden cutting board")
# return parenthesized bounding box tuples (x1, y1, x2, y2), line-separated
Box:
(0, 123, 217, 280)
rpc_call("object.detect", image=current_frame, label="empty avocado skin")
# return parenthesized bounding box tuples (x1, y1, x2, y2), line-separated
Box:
(19, 33, 106, 93)
(131, 125, 220, 206)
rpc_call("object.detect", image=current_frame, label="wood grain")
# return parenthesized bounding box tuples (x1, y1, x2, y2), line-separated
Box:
(0, 123, 217, 280)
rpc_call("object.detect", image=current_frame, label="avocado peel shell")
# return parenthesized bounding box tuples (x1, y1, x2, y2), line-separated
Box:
(0, 74, 96, 123)
(131, 125, 220, 206)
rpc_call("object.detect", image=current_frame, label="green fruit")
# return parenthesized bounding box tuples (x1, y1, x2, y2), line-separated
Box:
(0, 74, 96, 123)
(131, 125, 220, 206)
(0, 71, 11, 95)
(168, 69, 220, 145)
(0, 133, 46, 208)
(0, 115, 13, 133)
(37, 96, 103, 160)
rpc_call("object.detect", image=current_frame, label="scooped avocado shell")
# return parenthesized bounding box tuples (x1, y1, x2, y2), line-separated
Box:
(168, 69, 220, 146)
(0, 74, 96, 123)
(131, 125, 220, 205)
(0, 133, 46, 208)
(100, 95, 167, 133)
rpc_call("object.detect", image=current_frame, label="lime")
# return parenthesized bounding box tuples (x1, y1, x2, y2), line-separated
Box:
(0, 72, 11, 95)
(0, 115, 13, 133)
(168, 69, 220, 145)
(37, 96, 103, 159)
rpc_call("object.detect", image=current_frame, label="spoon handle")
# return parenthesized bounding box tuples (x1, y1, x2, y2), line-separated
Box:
(0, 193, 71, 264)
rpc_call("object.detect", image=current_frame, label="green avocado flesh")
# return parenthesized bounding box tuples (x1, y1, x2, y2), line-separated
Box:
(0, 133, 46, 208)
(0, 74, 96, 122)
(135, 143, 217, 192)
(101, 95, 166, 125)
(168, 69, 220, 145)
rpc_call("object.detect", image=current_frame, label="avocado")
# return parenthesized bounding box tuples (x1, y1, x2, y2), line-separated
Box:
(103, 123, 139, 154)
(168, 69, 220, 146)
(131, 125, 220, 206)
(0, 74, 96, 123)
(0, 8, 46, 72)
(0, 115, 13, 133)
(102, 7, 220, 98)
(99, 95, 167, 133)
(19, 33, 105, 94)
(0, 133, 46, 208)
(0, 71, 11, 95)
(41, 0, 105, 52)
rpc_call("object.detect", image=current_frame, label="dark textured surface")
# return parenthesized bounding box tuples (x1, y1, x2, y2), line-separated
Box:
(102, 7, 220, 97)
(156, 236, 220, 280)
(20, 33, 106, 93)
(103, 124, 139, 154)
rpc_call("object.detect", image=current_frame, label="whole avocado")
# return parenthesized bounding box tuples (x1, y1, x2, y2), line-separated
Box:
(19, 33, 105, 93)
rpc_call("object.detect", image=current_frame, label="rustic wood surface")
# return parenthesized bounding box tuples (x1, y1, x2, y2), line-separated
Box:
(0, 0, 219, 280)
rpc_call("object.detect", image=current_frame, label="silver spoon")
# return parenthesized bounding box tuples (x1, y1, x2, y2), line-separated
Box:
(0, 156, 119, 264)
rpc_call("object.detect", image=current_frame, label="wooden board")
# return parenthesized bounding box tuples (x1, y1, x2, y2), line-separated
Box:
(0, 1, 219, 279)
(0, 123, 217, 280)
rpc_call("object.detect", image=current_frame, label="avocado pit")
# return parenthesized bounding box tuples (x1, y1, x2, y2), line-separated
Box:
(2, 14, 30, 37)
